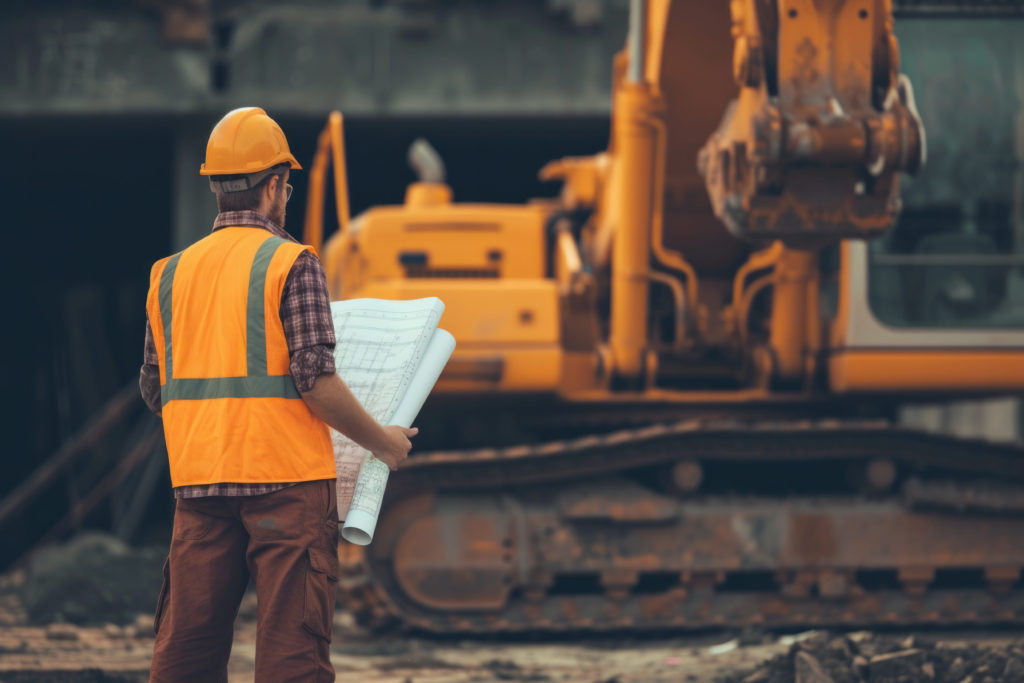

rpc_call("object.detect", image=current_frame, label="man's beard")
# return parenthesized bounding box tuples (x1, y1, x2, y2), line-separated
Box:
(270, 196, 286, 227)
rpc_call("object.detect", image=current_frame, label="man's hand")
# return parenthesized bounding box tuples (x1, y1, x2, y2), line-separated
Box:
(374, 426, 419, 471)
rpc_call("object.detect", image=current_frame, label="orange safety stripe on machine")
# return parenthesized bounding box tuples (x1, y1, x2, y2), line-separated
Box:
(146, 227, 336, 487)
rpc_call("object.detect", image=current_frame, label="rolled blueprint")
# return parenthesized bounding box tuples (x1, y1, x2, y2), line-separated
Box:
(341, 328, 456, 545)
(330, 298, 445, 518)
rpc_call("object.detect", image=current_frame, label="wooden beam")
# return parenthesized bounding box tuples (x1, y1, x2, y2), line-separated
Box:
(0, 382, 141, 528)
(36, 427, 164, 548)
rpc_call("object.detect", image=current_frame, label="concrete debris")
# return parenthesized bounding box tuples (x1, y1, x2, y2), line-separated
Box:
(868, 649, 927, 680)
(870, 648, 923, 663)
(794, 651, 834, 683)
(1003, 656, 1024, 679)
(778, 630, 825, 647)
(708, 639, 740, 655)
(850, 654, 868, 678)
(718, 631, 1024, 683)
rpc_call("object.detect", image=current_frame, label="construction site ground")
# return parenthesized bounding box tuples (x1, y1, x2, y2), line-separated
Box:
(5, 533, 1024, 682)
(4, 596, 1024, 682)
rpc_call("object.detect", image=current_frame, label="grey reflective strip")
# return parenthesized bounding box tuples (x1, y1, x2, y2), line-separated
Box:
(208, 168, 283, 194)
(247, 237, 287, 376)
(209, 178, 253, 193)
(162, 376, 301, 403)
(161, 236, 300, 403)
(158, 253, 182, 381)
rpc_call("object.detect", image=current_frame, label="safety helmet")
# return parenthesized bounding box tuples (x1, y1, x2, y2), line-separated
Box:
(199, 107, 301, 176)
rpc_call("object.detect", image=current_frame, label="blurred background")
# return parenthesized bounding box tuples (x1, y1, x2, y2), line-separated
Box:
(1, 2, 1023, 678)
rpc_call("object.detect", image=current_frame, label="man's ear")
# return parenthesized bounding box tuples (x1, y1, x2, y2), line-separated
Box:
(263, 174, 278, 201)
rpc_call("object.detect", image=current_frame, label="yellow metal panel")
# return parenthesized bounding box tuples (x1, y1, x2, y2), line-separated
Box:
(830, 351, 1024, 392)
(436, 348, 563, 393)
(354, 204, 548, 279)
(349, 280, 563, 393)
(353, 280, 560, 346)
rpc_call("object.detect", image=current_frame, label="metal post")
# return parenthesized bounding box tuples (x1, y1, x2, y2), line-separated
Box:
(627, 0, 646, 84)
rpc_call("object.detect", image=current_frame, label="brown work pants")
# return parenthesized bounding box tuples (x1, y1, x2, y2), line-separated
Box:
(150, 479, 339, 683)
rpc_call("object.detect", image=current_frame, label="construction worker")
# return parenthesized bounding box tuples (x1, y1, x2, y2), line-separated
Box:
(139, 107, 417, 682)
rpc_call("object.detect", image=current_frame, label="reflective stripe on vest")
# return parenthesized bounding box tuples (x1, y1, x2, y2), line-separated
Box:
(158, 236, 301, 403)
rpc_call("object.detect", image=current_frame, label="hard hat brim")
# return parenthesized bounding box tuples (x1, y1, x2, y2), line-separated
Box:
(200, 152, 302, 176)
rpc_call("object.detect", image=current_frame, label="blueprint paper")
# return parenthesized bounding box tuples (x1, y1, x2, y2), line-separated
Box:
(341, 329, 456, 545)
(328, 297, 452, 543)
(387, 329, 456, 427)
(329, 297, 444, 512)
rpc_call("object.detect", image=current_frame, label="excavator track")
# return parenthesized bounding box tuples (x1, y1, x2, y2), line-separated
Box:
(339, 419, 1024, 633)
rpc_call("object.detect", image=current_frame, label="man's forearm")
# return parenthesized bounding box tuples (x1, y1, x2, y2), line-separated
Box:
(300, 372, 391, 453)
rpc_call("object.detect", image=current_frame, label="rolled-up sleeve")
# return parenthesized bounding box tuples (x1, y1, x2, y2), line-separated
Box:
(140, 317, 162, 415)
(280, 250, 337, 393)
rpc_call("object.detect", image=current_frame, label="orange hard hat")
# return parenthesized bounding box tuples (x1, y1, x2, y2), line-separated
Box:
(199, 107, 302, 176)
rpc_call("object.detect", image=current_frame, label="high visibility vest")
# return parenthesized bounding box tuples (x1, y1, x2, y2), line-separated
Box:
(146, 227, 336, 487)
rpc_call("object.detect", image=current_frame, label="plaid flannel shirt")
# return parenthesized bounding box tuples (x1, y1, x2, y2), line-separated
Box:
(140, 211, 336, 499)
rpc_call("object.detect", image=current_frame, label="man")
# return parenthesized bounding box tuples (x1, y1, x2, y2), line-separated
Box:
(140, 107, 416, 682)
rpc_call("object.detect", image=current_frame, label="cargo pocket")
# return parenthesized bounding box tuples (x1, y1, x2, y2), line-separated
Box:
(153, 557, 170, 636)
(302, 547, 339, 641)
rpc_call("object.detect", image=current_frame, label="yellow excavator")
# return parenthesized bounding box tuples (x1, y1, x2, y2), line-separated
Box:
(304, 0, 1024, 631)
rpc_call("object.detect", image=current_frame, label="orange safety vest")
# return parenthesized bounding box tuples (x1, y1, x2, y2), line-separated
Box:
(146, 227, 336, 487)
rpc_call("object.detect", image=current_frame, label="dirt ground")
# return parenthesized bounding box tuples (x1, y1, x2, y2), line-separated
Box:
(4, 535, 1024, 682)
(0, 613, 804, 682)
(0, 591, 790, 683)
(4, 595, 1024, 683)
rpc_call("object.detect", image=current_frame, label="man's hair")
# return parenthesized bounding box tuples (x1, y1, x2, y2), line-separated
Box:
(211, 163, 288, 212)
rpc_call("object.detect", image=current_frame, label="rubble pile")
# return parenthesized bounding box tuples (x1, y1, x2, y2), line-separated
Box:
(17, 533, 164, 626)
(720, 631, 1024, 683)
